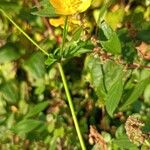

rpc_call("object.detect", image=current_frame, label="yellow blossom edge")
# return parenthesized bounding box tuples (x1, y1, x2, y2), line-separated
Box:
(49, 0, 92, 15)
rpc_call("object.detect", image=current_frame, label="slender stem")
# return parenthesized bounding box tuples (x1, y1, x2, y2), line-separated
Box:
(0, 8, 86, 149)
(58, 16, 86, 150)
(0, 9, 49, 56)
(58, 63, 86, 150)
(61, 16, 68, 55)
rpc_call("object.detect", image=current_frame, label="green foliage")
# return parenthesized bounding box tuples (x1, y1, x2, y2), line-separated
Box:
(0, 80, 19, 103)
(106, 74, 123, 117)
(0, 0, 150, 149)
(11, 119, 43, 136)
(0, 0, 21, 13)
(32, 0, 57, 17)
(62, 40, 93, 58)
(85, 55, 124, 100)
(25, 101, 49, 119)
(113, 135, 138, 149)
(120, 77, 150, 111)
(23, 52, 45, 79)
(99, 21, 122, 54)
(0, 45, 21, 64)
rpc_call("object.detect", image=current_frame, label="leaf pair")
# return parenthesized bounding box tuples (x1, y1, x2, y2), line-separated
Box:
(85, 55, 124, 116)
(85, 54, 150, 117)
(45, 40, 93, 66)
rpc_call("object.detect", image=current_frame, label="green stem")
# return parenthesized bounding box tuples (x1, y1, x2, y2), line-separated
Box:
(58, 63, 86, 150)
(0, 9, 49, 56)
(59, 16, 86, 150)
(61, 16, 68, 54)
(0, 8, 86, 150)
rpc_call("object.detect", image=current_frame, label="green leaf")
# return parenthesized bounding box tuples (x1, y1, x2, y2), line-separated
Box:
(23, 52, 45, 79)
(25, 101, 49, 118)
(94, 1, 112, 24)
(0, 80, 19, 103)
(137, 29, 150, 43)
(31, 0, 57, 17)
(120, 77, 150, 111)
(11, 119, 43, 135)
(0, 1, 21, 13)
(6, 113, 15, 129)
(100, 21, 113, 38)
(0, 45, 21, 64)
(92, 144, 101, 150)
(142, 116, 150, 132)
(106, 74, 123, 117)
(63, 40, 93, 59)
(113, 135, 138, 149)
(84, 55, 123, 99)
(99, 21, 121, 54)
(54, 127, 64, 138)
(87, 56, 107, 98)
(71, 27, 83, 41)
(106, 7, 124, 29)
(45, 54, 57, 66)
(48, 121, 55, 133)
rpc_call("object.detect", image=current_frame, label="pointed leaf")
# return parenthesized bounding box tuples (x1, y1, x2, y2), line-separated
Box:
(11, 119, 43, 135)
(120, 77, 150, 111)
(106, 75, 123, 117)
(85, 55, 124, 99)
(25, 101, 49, 118)
(45, 54, 57, 66)
(63, 41, 93, 58)
(23, 52, 45, 79)
(0, 80, 19, 103)
(99, 21, 121, 54)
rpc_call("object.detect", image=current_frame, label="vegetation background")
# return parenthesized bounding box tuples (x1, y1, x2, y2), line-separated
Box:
(0, 0, 150, 149)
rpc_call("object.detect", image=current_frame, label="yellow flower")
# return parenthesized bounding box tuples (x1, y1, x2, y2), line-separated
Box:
(49, 16, 81, 27)
(49, 0, 92, 15)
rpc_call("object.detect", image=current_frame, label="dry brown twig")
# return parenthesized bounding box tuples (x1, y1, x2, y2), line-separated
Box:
(92, 45, 150, 70)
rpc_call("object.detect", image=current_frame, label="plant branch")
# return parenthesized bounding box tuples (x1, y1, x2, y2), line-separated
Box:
(61, 16, 68, 54)
(0, 9, 49, 56)
(58, 16, 86, 150)
(0, 7, 86, 150)
(58, 63, 86, 150)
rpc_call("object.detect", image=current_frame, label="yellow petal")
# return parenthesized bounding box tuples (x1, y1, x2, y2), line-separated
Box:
(49, 17, 65, 27)
(78, 0, 92, 13)
(49, 0, 92, 15)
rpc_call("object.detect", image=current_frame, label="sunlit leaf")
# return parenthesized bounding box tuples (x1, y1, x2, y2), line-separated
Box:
(106, 74, 123, 117)
(99, 21, 122, 54)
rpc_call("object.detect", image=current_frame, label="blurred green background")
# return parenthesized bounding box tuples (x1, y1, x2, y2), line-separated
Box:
(0, 0, 150, 149)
